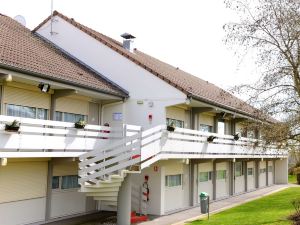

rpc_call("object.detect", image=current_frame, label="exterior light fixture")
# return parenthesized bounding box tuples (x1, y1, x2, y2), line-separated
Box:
(233, 158, 236, 163)
(38, 83, 50, 93)
(1, 158, 7, 166)
(261, 158, 264, 162)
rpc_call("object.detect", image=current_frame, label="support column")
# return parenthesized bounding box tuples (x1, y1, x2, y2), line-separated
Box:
(117, 174, 131, 225)
(255, 161, 259, 189)
(244, 161, 247, 192)
(212, 160, 217, 200)
(45, 159, 53, 221)
(229, 161, 234, 196)
(266, 160, 269, 186)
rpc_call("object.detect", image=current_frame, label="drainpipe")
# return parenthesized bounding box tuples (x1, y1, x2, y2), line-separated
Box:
(212, 160, 217, 200)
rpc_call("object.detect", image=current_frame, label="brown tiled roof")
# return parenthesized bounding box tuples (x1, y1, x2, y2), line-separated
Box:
(34, 11, 268, 119)
(0, 14, 127, 97)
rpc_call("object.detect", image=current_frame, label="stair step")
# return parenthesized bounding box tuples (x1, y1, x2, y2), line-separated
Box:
(86, 192, 118, 197)
(95, 182, 122, 187)
(101, 200, 118, 207)
(93, 196, 118, 201)
(81, 186, 119, 193)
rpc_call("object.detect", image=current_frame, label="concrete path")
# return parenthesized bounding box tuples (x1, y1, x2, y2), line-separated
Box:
(139, 184, 290, 225)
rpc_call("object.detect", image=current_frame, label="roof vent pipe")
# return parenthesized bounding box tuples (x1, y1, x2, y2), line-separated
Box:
(121, 33, 136, 53)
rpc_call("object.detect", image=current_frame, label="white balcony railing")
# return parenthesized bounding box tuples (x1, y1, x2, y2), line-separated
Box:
(140, 125, 288, 168)
(0, 115, 123, 156)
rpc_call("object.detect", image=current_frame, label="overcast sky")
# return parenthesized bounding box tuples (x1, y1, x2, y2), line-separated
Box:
(1, 0, 258, 91)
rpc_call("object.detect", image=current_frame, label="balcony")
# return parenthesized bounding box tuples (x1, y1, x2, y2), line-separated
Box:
(140, 125, 287, 168)
(0, 115, 122, 158)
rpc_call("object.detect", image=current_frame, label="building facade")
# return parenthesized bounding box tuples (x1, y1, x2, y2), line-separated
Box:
(0, 11, 288, 225)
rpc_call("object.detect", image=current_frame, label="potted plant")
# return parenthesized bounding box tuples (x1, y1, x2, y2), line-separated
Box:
(233, 133, 240, 141)
(5, 120, 20, 132)
(74, 119, 86, 129)
(167, 122, 176, 132)
(207, 135, 216, 143)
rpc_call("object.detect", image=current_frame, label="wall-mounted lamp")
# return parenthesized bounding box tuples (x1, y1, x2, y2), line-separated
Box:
(38, 83, 50, 93)
(233, 158, 236, 163)
(1, 158, 7, 166)
(261, 158, 264, 162)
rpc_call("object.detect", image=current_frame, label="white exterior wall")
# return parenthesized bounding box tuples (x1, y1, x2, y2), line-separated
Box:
(216, 162, 229, 199)
(275, 158, 288, 184)
(50, 190, 87, 218)
(259, 161, 267, 187)
(0, 198, 46, 225)
(247, 161, 255, 191)
(198, 162, 213, 200)
(37, 17, 186, 129)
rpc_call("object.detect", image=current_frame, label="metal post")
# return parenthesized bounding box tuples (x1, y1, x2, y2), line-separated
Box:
(207, 196, 210, 220)
(117, 174, 131, 225)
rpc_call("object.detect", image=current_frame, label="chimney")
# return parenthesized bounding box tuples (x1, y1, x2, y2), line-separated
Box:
(121, 33, 136, 53)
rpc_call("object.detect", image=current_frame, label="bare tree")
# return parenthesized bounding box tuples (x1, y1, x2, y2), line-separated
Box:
(224, 0, 300, 151)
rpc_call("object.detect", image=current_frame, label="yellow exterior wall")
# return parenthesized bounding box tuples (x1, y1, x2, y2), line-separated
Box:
(56, 96, 89, 115)
(0, 161, 48, 203)
(199, 113, 214, 126)
(166, 106, 189, 128)
(53, 161, 78, 176)
(3, 85, 50, 109)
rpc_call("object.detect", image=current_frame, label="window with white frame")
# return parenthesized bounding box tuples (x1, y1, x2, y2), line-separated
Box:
(199, 124, 213, 132)
(52, 175, 80, 190)
(166, 118, 184, 128)
(259, 168, 266, 174)
(55, 111, 87, 123)
(247, 168, 253, 176)
(235, 162, 243, 177)
(199, 171, 213, 182)
(165, 174, 182, 187)
(7, 104, 48, 119)
(216, 170, 226, 180)
(268, 166, 273, 172)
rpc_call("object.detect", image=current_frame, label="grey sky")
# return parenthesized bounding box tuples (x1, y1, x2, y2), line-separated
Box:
(1, 0, 258, 91)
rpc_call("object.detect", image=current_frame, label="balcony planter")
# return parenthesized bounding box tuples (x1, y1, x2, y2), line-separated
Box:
(74, 119, 86, 129)
(233, 133, 240, 141)
(167, 123, 175, 132)
(207, 135, 216, 143)
(5, 120, 20, 132)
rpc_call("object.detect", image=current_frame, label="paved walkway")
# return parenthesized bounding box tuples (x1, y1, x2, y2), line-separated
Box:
(139, 184, 289, 225)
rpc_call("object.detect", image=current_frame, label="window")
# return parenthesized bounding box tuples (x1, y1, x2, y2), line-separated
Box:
(199, 124, 213, 132)
(199, 171, 212, 182)
(217, 170, 226, 180)
(268, 166, 273, 172)
(55, 111, 87, 123)
(62, 175, 80, 189)
(165, 174, 182, 187)
(259, 168, 266, 174)
(247, 168, 253, 176)
(166, 118, 184, 128)
(235, 162, 243, 177)
(52, 175, 80, 190)
(52, 176, 60, 189)
(7, 104, 48, 119)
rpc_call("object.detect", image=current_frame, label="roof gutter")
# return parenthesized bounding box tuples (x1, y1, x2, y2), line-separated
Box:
(189, 93, 273, 123)
(0, 63, 128, 99)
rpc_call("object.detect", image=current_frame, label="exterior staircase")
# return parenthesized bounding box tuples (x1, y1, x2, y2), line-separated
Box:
(78, 125, 143, 206)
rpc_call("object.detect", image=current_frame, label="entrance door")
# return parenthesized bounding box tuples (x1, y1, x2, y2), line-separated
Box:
(247, 161, 255, 191)
(259, 161, 267, 187)
(198, 162, 213, 203)
(268, 161, 274, 185)
(216, 162, 229, 199)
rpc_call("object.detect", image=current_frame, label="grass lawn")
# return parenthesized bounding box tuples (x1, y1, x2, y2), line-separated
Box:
(189, 187, 300, 225)
(289, 174, 297, 184)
